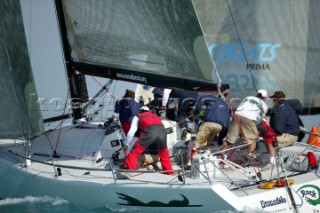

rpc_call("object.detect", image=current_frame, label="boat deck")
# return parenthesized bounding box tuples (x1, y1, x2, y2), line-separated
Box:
(1, 140, 319, 199)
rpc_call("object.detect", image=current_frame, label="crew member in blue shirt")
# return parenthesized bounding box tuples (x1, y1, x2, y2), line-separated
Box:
(191, 93, 231, 155)
(262, 91, 300, 170)
(114, 89, 142, 135)
(162, 88, 198, 140)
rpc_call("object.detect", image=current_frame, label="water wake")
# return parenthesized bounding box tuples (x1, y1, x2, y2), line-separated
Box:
(0, 196, 68, 206)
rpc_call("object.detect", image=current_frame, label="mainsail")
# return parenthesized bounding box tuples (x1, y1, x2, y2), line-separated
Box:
(193, 0, 320, 113)
(0, 0, 43, 139)
(55, 0, 227, 91)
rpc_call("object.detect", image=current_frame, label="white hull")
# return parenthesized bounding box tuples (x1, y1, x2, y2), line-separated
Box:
(0, 160, 233, 212)
(1, 122, 320, 212)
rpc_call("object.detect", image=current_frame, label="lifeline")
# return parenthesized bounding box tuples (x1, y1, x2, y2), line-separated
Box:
(260, 196, 287, 208)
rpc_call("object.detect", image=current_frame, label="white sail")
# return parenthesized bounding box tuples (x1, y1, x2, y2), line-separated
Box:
(0, 0, 43, 139)
(193, 0, 320, 113)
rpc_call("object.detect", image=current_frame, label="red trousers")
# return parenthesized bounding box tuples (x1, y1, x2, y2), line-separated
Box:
(121, 121, 131, 135)
(125, 141, 173, 175)
(259, 120, 277, 144)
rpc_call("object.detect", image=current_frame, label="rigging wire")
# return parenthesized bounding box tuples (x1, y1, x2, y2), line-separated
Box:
(190, 1, 225, 98)
(82, 78, 114, 119)
(53, 87, 70, 154)
(225, 0, 258, 93)
(28, 0, 32, 141)
(90, 76, 120, 118)
(91, 76, 117, 101)
(291, 0, 297, 99)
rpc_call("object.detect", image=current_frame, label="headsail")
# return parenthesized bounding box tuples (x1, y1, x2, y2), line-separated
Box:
(193, 0, 320, 114)
(55, 0, 227, 91)
(0, 0, 43, 139)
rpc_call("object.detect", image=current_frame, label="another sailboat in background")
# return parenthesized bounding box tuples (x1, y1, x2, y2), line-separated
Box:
(1, 0, 320, 212)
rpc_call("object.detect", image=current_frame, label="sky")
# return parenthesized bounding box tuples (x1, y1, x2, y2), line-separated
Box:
(20, 0, 136, 119)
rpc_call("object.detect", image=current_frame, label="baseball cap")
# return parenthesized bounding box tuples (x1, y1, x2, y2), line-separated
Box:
(140, 106, 150, 111)
(270, 91, 286, 99)
(257, 89, 268, 98)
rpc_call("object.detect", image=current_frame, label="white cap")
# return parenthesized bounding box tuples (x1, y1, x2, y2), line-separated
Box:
(140, 106, 150, 111)
(257, 89, 268, 98)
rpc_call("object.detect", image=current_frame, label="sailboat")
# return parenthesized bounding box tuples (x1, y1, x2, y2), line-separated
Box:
(1, 0, 320, 212)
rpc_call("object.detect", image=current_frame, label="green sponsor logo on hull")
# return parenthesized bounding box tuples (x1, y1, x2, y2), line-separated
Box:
(298, 185, 320, 206)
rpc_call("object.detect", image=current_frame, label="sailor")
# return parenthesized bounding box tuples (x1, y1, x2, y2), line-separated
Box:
(114, 89, 142, 135)
(147, 87, 164, 112)
(219, 89, 268, 160)
(191, 92, 231, 154)
(147, 87, 175, 120)
(162, 88, 198, 140)
(123, 106, 173, 175)
(137, 143, 160, 170)
(261, 91, 300, 170)
(285, 98, 305, 142)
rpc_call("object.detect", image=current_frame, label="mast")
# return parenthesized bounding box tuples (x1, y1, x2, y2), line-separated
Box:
(54, 0, 88, 123)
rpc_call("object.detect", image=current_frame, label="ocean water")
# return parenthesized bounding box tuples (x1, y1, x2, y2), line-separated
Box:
(0, 196, 267, 213)
(0, 196, 112, 213)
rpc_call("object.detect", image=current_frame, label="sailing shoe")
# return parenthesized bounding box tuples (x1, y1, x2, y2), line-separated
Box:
(115, 170, 131, 179)
(218, 161, 225, 168)
(261, 162, 275, 171)
(240, 152, 259, 164)
(146, 165, 154, 171)
(152, 164, 161, 172)
(199, 150, 211, 157)
(181, 129, 188, 140)
(247, 153, 259, 161)
(215, 153, 227, 160)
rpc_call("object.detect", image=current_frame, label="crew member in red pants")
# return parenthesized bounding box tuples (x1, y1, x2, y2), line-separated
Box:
(123, 106, 173, 175)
